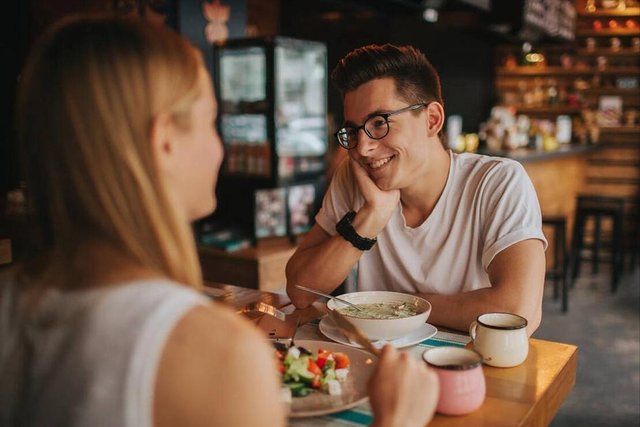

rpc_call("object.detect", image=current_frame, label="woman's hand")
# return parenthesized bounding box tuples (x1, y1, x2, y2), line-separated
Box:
(368, 346, 439, 427)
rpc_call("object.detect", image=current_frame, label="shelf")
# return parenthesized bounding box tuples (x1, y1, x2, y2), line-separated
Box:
(578, 8, 640, 18)
(497, 45, 577, 52)
(577, 29, 640, 37)
(576, 88, 640, 95)
(599, 126, 640, 133)
(576, 48, 640, 56)
(497, 66, 640, 76)
(502, 105, 583, 115)
(480, 144, 599, 164)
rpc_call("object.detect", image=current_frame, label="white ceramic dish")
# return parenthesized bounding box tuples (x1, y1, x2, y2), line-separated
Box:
(288, 340, 377, 418)
(326, 291, 432, 340)
(319, 316, 438, 349)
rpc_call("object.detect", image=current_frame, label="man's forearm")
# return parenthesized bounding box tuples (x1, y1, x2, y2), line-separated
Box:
(287, 208, 393, 308)
(418, 287, 542, 337)
(286, 235, 363, 308)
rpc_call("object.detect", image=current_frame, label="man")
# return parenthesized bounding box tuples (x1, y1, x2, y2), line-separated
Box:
(286, 44, 547, 336)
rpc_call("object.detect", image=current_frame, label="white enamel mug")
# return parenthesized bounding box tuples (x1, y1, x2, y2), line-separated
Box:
(469, 313, 529, 368)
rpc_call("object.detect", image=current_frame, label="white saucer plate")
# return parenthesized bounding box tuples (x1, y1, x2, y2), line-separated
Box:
(318, 316, 438, 350)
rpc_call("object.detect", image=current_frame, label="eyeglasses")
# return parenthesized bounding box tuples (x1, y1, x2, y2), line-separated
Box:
(334, 103, 427, 149)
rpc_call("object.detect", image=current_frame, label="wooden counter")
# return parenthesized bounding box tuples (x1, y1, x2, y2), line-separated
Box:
(198, 239, 299, 291)
(0, 239, 11, 265)
(482, 143, 598, 165)
(484, 144, 597, 267)
(523, 149, 591, 247)
(486, 138, 640, 255)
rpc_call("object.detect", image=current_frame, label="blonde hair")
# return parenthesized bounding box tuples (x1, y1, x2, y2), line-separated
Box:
(17, 16, 204, 290)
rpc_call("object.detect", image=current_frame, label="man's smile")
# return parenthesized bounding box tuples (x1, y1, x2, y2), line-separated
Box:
(368, 155, 395, 170)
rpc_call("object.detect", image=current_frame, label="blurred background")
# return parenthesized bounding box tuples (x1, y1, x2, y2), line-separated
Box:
(0, 1, 638, 426)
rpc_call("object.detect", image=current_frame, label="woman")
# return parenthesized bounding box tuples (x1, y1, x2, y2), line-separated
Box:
(0, 16, 438, 427)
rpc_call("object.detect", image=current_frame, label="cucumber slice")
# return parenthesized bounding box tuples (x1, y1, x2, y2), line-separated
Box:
(286, 382, 311, 397)
(293, 387, 310, 397)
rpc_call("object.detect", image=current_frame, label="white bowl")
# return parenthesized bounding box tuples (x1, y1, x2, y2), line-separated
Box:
(326, 291, 432, 341)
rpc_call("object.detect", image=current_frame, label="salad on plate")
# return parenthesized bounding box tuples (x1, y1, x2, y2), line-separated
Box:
(274, 342, 351, 402)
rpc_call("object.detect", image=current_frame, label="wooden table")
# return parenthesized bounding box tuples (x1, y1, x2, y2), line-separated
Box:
(205, 283, 578, 427)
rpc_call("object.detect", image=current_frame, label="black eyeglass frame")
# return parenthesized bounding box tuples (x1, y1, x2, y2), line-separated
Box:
(334, 103, 427, 149)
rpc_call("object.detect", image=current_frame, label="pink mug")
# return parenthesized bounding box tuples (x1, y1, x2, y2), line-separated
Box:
(422, 347, 485, 416)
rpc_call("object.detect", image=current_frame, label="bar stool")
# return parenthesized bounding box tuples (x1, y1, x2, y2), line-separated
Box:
(542, 216, 568, 313)
(570, 195, 625, 293)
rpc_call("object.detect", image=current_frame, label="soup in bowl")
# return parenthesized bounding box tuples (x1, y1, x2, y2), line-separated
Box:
(326, 291, 432, 341)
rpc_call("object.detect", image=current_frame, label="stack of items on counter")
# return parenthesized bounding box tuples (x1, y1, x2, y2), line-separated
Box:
(478, 107, 575, 152)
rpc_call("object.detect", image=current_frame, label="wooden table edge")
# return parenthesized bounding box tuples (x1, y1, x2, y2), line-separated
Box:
(519, 342, 578, 427)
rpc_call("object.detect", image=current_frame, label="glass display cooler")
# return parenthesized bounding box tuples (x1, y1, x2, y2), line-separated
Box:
(205, 36, 328, 244)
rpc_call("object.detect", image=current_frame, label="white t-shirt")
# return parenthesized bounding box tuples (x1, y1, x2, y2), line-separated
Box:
(315, 151, 548, 295)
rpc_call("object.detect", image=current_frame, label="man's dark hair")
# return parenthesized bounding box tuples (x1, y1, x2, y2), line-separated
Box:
(331, 44, 443, 107)
(331, 44, 444, 138)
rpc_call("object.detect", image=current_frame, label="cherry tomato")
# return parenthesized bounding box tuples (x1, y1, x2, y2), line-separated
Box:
(317, 350, 331, 369)
(308, 358, 322, 376)
(311, 375, 321, 389)
(334, 352, 350, 369)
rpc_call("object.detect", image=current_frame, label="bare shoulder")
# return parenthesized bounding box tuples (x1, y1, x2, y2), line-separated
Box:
(154, 302, 286, 427)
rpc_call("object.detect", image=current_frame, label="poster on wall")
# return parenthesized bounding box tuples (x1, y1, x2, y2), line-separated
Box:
(254, 188, 287, 238)
(288, 184, 315, 235)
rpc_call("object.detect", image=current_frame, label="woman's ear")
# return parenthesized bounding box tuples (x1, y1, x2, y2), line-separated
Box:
(426, 102, 445, 137)
(150, 113, 176, 174)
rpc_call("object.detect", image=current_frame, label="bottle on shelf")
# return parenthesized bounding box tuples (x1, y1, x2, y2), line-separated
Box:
(548, 79, 559, 105)
(533, 78, 546, 105)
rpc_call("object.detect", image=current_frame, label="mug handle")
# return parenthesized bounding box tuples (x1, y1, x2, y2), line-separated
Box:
(469, 321, 478, 340)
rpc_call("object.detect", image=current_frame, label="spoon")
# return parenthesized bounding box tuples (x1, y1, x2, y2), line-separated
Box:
(294, 285, 363, 312)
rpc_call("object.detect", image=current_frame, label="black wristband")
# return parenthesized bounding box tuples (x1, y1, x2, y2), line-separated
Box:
(336, 211, 377, 251)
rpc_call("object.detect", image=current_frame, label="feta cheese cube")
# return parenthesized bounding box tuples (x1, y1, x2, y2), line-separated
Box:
(327, 379, 342, 396)
(287, 346, 300, 359)
(335, 368, 349, 382)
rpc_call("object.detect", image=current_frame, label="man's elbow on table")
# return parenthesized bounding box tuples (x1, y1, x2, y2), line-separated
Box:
(487, 239, 545, 337)
(285, 281, 316, 309)
(512, 278, 544, 337)
(524, 304, 542, 337)
(500, 295, 542, 337)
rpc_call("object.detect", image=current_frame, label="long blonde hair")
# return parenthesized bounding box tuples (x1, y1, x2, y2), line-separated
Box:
(16, 16, 204, 290)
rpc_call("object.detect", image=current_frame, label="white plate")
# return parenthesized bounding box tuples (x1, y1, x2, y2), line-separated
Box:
(288, 340, 377, 418)
(319, 316, 438, 350)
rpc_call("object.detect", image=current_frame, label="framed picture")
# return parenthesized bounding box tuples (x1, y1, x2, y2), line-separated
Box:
(254, 188, 287, 238)
(598, 96, 623, 127)
(288, 184, 316, 235)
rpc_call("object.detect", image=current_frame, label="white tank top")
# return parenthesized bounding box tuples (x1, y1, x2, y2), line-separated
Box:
(0, 278, 210, 427)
